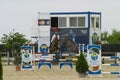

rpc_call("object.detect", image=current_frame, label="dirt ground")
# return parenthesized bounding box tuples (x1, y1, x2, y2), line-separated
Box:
(2, 65, 120, 80)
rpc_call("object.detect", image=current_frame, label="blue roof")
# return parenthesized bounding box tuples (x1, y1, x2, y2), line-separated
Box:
(50, 11, 101, 15)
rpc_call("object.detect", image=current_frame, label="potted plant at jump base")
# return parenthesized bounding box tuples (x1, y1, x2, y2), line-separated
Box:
(75, 52, 89, 78)
(14, 52, 21, 71)
(12, 42, 22, 71)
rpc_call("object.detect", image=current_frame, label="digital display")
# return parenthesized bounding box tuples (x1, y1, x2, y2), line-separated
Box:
(38, 19, 50, 26)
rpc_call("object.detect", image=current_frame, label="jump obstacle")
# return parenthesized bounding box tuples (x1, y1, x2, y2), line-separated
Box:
(20, 45, 120, 78)
(102, 56, 120, 75)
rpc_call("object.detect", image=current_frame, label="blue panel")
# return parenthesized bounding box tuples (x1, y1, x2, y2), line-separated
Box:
(59, 62, 73, 70)
(111, 72, 120, 74)
(88, 45, 101, 50)
(22, 65, 32, 69)
(88, 70, 101, 74)
(21, 46, 32, 50)
(111, 64, 119, 66)
(111, 56, 119, 59)
(38, 62, 52, 70)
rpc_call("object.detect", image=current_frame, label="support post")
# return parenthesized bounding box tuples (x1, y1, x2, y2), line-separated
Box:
(79, 44, 81, 55)
(82, 44, 85, 53)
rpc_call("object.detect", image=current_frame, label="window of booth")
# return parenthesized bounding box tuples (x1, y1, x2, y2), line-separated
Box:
(91, 16, 100, 28)
(78, 17, 85, 27)
(91, 17, 95, 28)
(70, 17, 77, 27)
(51, 17, 58, 27)
(69, 17, 86, 27)
(51, 16, 87, 28)
(96, 17, 100, 28)
(58, 17, 67, 27)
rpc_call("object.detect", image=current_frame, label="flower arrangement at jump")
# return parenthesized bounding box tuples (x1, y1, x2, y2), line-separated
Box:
(14, 52, 21, 71)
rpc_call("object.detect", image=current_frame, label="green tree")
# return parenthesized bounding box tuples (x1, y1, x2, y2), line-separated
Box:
(107, 29, 120, 44)
(0, 31, 30, 56)
(101, 31, 109, 44)
(101, 31, 108, 41)
(75, 53, 89, 76)
(101, 29, 120, 44)
(0, 54, 3, 80)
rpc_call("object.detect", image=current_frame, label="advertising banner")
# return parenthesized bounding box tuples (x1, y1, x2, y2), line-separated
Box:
(50, 28, 89, 54)
(21, 46, 33, 70)
(38, 12, 50, 53)
(87, 45, 101, 75)
(34, 54, 53, 62)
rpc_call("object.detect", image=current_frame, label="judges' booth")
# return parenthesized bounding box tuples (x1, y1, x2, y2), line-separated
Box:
(50, 12, 101, 54)
(36, 12, 101, 61)
(50, 12, 101, 45)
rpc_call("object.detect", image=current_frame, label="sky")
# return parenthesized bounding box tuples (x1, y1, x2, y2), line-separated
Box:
(0, 0, 120, 41)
